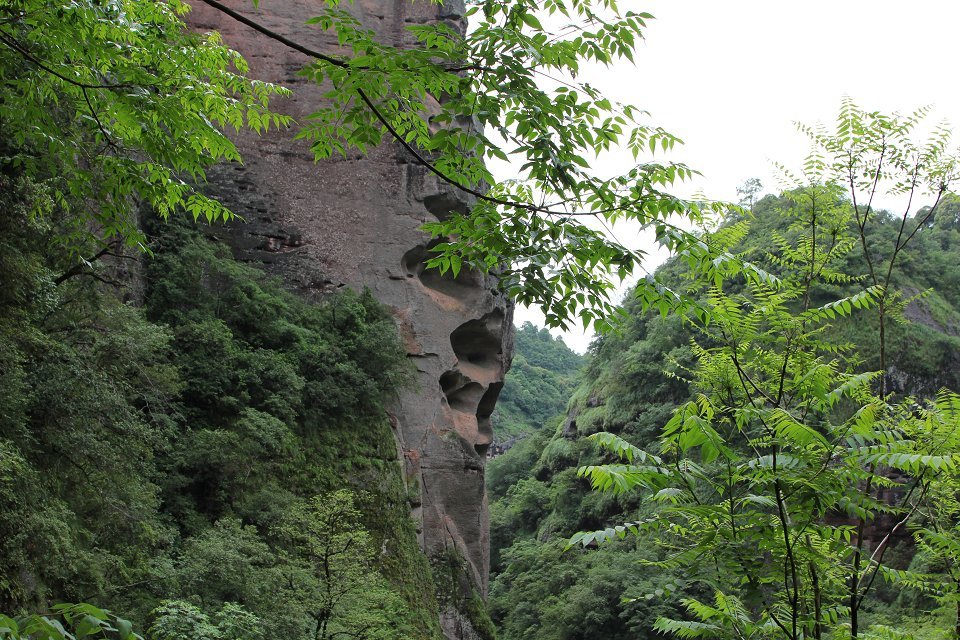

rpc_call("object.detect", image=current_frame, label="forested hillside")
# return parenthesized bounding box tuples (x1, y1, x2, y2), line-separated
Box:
(491, 323, 584, 444)
(0, 178, 443, 638)
(4, 0, 960, 638)
(488, 191, 960, 639)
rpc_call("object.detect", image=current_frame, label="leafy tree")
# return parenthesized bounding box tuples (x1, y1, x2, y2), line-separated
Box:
(274, 491, 412, 640)
(2, 0, 742, 329)
(573, 106, 960, 639)
(149, 601, 264, 640)
(736, 178, 763, 212)
(792, 100, 958, 397)
(0, 0, 289, 249)
(489, 104, 960, 637)
(792, 101, 959, 637)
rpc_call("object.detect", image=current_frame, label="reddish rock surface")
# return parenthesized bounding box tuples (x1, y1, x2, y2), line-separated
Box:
(187, 2, 512, 637)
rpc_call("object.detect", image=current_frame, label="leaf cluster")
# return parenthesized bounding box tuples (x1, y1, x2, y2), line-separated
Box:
(0, 0, 289, 249)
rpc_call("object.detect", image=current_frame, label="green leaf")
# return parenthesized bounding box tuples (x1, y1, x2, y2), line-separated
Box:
(520, 12, 544, 30)
(116, 618, 133, 640)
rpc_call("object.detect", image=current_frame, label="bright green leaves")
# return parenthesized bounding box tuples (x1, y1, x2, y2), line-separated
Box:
(424, 197, 645, 329)
(568, 118, 960, 636)
(0, 604, 142, 640)
(800, 286, 882, 324)
(588, 431, 661, 465)
(653, 592, 769, 640)
(661, 397, 734, 464)
(849, 392, 960, 475)
(566, 520, 644, 548)
(280, 0, 723, 329)
(0, 0, 290, 250)
(147, 600, 263, 640)
(272, 490, 409, 640)
(803, 99, 958, 202)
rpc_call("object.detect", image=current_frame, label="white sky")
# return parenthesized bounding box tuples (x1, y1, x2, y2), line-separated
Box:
(508, 0, 960, 353)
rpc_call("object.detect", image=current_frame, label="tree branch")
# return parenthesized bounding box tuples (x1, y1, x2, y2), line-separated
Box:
(54, 241, 120, 285)
(0, 29, 129, 90)
(194, 0, 687, 222)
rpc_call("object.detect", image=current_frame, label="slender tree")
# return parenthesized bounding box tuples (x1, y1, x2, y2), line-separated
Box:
(575, 105, 960, 640)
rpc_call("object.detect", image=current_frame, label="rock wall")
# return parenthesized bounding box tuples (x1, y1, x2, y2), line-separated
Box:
(187, 2, 512, 637)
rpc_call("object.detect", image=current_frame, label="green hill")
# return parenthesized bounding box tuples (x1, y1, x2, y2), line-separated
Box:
(487, 191, 960, 639)
(491, 322, 585, 444)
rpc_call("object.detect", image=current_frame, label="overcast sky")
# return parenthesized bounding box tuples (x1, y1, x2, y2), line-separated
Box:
(508, 0, 960, 353)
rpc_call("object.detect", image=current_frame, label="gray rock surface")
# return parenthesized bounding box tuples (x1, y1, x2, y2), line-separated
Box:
(188, 2, 512, 637)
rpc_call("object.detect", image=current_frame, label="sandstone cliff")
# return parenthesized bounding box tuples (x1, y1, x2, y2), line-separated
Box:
(187, 2, 513, 637)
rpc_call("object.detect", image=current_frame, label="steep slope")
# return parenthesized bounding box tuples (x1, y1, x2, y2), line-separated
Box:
(490, 323, 585, 450)
(487, 193, 960, 638)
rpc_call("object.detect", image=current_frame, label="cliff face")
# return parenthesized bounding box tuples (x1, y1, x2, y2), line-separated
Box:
(187, 2, 512, 637)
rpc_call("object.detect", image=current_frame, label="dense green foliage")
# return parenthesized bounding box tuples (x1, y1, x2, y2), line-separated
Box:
(489, 167, 960, 638)
(492, 323, 584, 440)
(1, 603, 141, 640)
(1, 0, 740, 330)
(0, 0, 289, 249)
(0, 175, 441, 638)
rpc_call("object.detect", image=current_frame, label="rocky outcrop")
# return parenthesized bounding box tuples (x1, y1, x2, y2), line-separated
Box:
(187, 2, 512, 637)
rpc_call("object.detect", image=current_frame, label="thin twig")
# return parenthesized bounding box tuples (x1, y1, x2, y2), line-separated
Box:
(0, 29, 129, 90)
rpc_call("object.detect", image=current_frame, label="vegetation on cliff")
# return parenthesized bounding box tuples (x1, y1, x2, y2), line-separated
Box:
(0, 177, 442, 638)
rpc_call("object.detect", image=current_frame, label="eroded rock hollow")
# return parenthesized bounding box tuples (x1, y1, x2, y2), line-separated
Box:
(188, 2, 513, 637)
